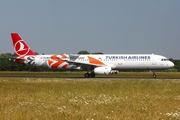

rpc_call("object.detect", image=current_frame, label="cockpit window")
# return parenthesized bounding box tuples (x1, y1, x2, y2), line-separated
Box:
(161, 59, 169, 61)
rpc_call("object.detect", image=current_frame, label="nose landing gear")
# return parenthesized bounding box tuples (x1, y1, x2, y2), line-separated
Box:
(152, 71, 156, 78)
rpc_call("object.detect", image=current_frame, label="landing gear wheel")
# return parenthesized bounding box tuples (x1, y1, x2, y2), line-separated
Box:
(90, 72, 95, 78)
(153, 71, 156, 78)
(153, 75, 156, 78)
(84, 73, 90, 78)
(84, 72, 96, 78)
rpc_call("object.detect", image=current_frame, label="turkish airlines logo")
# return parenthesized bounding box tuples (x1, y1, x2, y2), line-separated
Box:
(14, 40, 30, 56)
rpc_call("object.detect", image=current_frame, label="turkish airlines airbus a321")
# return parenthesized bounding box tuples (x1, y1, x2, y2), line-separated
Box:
(9, 33, 174, 78)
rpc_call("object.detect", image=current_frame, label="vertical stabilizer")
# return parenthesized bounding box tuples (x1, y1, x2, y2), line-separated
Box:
(11, 33, 36, 56)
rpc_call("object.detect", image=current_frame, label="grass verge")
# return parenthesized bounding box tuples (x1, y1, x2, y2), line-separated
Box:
(0, 78, 180, 120)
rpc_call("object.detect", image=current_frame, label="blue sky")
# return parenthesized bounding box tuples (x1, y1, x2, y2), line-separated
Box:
(1, 0, 180, 59)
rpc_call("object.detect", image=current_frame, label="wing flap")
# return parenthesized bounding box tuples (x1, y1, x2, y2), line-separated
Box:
(67, 60, 105, 67)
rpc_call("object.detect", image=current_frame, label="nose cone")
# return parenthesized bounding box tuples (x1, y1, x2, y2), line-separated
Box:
(169, 61, 174, 68)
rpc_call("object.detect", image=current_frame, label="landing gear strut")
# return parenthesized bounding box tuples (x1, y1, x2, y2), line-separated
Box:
(84, 72, 96, 78)
(152, 71, 156, 78)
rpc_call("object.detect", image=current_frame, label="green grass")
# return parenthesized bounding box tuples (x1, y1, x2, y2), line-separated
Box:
(0, 77, 180, 120)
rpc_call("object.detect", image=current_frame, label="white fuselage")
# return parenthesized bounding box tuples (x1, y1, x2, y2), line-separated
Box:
(22, 54, 174, 71)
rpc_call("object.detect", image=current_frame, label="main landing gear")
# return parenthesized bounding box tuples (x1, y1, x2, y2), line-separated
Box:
(84, 72, 96, 78)
(84, 71, 157, 78)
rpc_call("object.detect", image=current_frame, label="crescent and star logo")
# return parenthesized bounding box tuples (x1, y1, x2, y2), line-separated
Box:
(14, 40, 30, 56)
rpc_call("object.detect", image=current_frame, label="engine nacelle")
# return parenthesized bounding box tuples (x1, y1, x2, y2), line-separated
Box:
(94, 66, 112, 75)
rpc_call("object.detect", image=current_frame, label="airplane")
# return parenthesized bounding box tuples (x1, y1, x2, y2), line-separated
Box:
(9, 33, 174, 78)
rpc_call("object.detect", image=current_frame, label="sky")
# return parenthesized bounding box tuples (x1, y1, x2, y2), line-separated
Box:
(0, 0, 180, 59)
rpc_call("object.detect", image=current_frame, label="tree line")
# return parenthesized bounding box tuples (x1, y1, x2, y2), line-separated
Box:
(0, 52, 180, 72)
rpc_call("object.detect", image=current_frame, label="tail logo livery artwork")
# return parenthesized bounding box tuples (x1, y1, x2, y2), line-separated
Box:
(10, 33, 174, 78)
(11, 33, 36, 56)
(14, 40, 30, 56)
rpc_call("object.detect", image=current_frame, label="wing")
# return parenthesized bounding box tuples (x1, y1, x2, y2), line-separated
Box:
(66, 59, 106, 71)
(65, 55, 107, 71)
(67, 60, 105, 66)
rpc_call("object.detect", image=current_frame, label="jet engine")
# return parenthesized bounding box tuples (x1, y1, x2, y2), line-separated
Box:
(94, 66, 112, 74)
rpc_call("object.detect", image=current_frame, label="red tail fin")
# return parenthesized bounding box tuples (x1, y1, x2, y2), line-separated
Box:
(11, 33, 36, 56)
